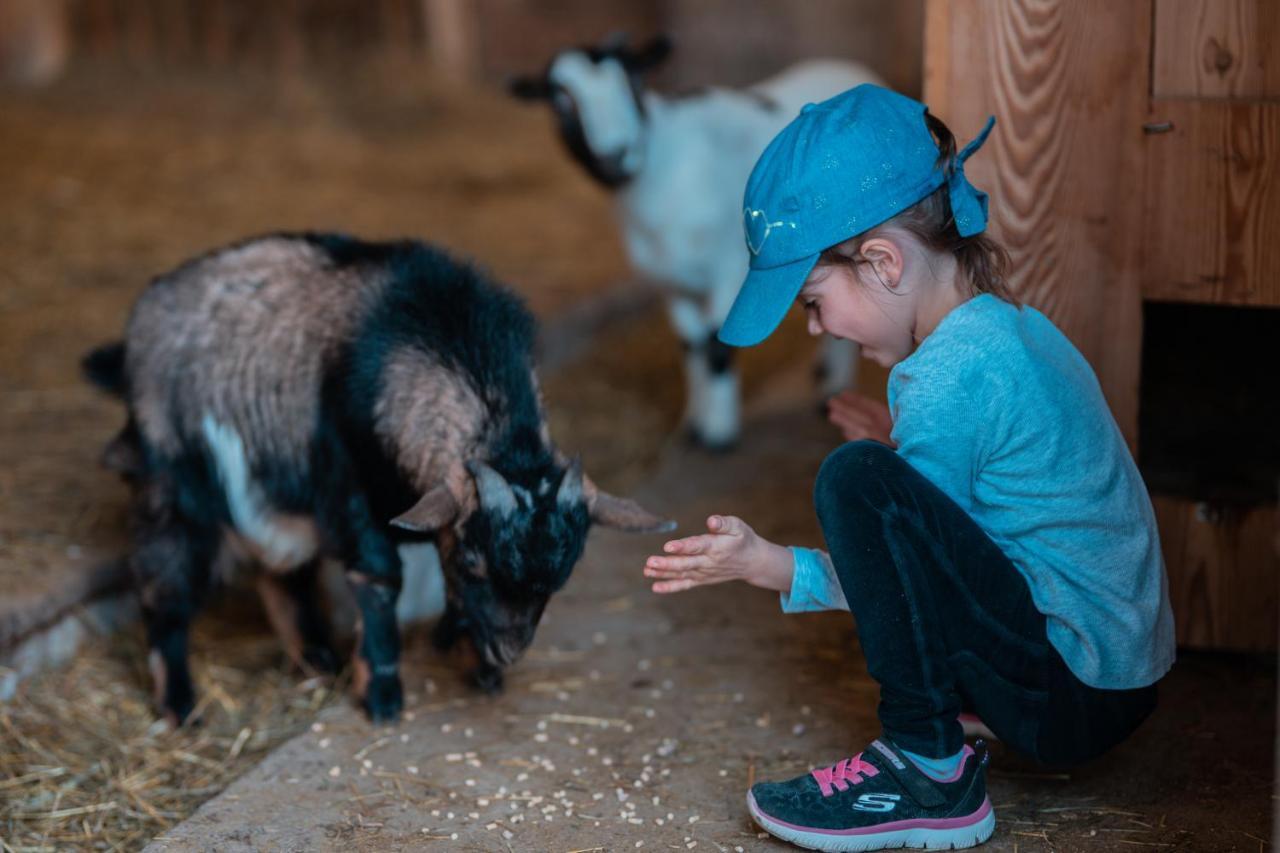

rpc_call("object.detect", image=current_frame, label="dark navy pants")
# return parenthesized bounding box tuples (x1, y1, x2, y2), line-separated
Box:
(815, 440, 1157, 765)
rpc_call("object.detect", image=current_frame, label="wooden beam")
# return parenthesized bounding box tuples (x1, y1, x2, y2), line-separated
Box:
(423, 0, 479, 81)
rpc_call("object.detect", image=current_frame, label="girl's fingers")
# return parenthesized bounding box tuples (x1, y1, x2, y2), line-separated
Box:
(664, 534, 713, 555)
(652, 578, 697, 594)
(645, 555, 707, 573)
(710, 515, 744, 536)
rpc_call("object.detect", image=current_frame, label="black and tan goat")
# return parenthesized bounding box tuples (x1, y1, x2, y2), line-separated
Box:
(84, 233, 672, 723)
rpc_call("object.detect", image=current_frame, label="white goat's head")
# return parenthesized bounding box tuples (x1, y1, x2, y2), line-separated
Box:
(510, 34, 672, 189)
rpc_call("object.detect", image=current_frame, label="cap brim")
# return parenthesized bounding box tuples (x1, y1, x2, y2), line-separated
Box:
(717, 253, 819, 347)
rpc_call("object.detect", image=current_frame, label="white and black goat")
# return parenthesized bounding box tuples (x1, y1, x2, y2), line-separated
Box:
(511, 36, 882, 448)
(84, 233, 672, 724)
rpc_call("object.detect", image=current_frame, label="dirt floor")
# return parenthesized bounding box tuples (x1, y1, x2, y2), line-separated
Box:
(0, 63, 1275, 852)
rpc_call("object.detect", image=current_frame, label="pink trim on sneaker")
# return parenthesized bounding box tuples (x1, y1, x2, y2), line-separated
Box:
(811, 752, 880, 796)
(749, 792, 993, 837)
(931, 744, 975, 784)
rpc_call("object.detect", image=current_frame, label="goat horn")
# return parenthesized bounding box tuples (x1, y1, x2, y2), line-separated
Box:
(556, 458, 585, 507)
(466, 460, 519, 518)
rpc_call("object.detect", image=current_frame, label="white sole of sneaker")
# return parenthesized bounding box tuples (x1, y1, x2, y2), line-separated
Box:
(747, 792, 996, 852)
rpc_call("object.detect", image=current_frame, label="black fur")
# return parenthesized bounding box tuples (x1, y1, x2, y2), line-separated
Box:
(82, 341, 128, 398)
(705, 331, 735, 376)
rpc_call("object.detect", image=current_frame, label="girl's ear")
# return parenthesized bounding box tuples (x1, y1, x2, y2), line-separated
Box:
(856, 237, 905, 290)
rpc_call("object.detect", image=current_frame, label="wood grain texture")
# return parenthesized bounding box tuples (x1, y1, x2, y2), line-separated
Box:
(1154, 495, 1279, 651)
(924, 0, 1152, 448)
(1143, 99, 1280, 306)
(1153, 0, 1280, 99)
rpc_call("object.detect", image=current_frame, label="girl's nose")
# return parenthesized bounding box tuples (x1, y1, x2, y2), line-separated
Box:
(806, 314, 823, 337)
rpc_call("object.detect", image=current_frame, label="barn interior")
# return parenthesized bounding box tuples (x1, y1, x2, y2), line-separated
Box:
(0, 2, 1274, 851)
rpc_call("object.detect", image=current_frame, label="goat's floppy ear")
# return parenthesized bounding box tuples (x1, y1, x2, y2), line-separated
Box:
(583, 473, 676, 533)
(508, 74, 552, 100)
(391, 485, 459, 532)
(627, 34, 672, 72)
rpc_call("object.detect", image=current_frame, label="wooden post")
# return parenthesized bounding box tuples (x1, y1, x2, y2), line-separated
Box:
(0, 0, 69, 85)
(423, 0, 479, 81)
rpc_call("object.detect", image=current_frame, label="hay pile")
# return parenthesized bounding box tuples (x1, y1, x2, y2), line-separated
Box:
(1, 608, 346, 851)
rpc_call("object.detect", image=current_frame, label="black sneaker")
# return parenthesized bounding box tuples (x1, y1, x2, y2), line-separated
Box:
(747, 738, 994, 851)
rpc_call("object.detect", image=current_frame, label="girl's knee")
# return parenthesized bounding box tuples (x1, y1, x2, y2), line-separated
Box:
(814, 439, 898, 508)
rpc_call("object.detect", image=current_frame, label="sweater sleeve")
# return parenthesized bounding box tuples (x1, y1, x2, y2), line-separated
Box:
(779, 547, 849, 613)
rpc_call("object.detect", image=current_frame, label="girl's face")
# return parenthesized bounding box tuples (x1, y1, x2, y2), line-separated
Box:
(797, 260, 918, 367)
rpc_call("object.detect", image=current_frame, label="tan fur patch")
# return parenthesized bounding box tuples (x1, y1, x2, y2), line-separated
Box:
(373, 347, 487, 513)
(127, 236, 376, 462)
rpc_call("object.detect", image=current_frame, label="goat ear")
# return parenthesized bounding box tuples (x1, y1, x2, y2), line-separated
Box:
(628, 34, 672, 72)
(508, 74, 552, 100)
(583, 473, 676, 533)
(390, 485, 458, 532)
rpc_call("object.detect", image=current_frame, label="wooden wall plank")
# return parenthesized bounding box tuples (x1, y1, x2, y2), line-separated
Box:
(924, 0, 1153, 449)
(1154, 495, 1279, 651)
(1153, 0, 1280, 99)
(1143, 100, 1280, 306)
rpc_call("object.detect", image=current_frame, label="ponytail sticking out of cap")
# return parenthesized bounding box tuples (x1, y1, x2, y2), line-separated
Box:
(818, 110, 1016, 306)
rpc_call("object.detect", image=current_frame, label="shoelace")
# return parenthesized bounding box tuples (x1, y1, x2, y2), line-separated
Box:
(810, 752, 879, 797)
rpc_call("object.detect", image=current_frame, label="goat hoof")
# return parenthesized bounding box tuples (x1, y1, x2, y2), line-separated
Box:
(363, 674, 404, 724)
(159, 679, 197, 727)
(470, 665, 504, 694)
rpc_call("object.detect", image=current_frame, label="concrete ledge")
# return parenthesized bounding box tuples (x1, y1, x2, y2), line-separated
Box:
(1, 586, 138, 700)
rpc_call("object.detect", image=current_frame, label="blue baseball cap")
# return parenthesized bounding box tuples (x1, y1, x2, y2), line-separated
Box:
(719, 84, 995, 347)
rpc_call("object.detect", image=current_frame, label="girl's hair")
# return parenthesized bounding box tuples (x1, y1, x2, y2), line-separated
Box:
(817, 111, 1017, 305)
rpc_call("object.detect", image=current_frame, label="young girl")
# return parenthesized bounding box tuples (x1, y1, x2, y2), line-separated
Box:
(642, 85, 1174, 851)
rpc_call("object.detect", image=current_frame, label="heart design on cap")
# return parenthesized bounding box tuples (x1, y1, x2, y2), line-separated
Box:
(743, 207, 794, 257)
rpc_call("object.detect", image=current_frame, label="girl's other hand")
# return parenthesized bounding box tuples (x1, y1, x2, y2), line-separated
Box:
(643, 515, 793, 595)
(827, 391, 896, 446)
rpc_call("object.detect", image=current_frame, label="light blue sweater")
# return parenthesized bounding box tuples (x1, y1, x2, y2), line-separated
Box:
(784, 294, 1175, 690)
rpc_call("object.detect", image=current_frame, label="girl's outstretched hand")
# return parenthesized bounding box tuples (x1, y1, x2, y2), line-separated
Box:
(644, 515, 793, 594)
(826, 390, 896, 446)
